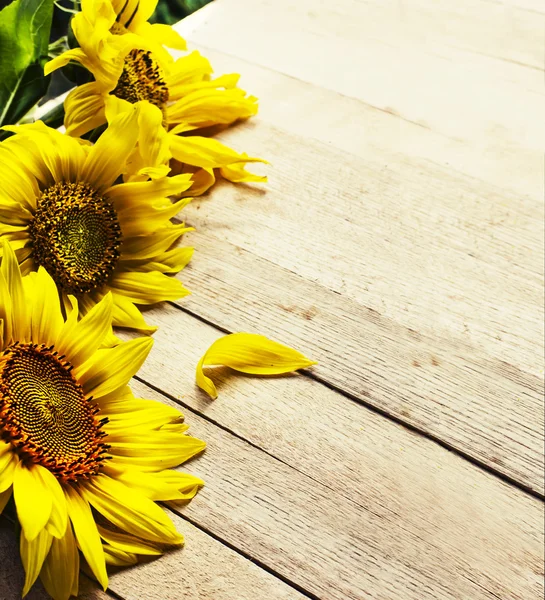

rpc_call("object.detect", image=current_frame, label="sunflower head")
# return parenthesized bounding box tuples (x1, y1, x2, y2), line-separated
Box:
(0, 341, 109, 483)
(42, 0, 267, 192)
(0, 104, 194, 332)
(29, 181, 122, 294)
(0, 242, 205, 599)
(112, 48, 170, 111)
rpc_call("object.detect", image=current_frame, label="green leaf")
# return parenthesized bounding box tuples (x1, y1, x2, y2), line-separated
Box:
(0, 0, 54, 126)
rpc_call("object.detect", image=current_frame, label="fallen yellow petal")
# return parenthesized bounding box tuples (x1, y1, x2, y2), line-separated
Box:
(196, 333, 317, 399)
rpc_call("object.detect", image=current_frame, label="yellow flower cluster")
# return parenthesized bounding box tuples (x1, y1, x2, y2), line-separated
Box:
(46, 0, 267, 191)
(0, 2, 315, 598)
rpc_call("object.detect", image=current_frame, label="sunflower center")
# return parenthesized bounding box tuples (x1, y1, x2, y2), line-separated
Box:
(112, 49, 169, 110)
(29, 181, 121, 295)
(0, 343, 109, 483)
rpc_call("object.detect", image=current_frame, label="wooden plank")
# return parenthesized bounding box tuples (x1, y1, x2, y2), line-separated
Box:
(0, 505, 305, 600)
(106, 513, 306, 600)
(173, 135, 544, 493)
(166, 0, 545, 492)
(0, 517, 109, 600)
(176, 0, 545, 151)
(177, 42, 542, 200)
(178, 0, 545, 70)
(182, 118, 544, 379)
(123, 352, 544, 600)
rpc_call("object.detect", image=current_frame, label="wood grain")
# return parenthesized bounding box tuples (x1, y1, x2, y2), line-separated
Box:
(117, 306, 544, 599)
(164, 0, 545, 492)
(176, 0, 545, 148)
(10, 1, 542, 598)
(0, 506, 305, 600)
(177, 40, 542, 201)
(176, 227, 544, 494)
(105, 513, 306, 600)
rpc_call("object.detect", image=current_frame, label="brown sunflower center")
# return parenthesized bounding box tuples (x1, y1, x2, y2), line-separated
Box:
(0, 343, 109, 483)
(111, 49, 169, 111)
(29, 181, 122, 295)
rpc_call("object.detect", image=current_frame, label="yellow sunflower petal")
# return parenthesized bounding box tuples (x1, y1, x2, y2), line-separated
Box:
(119, 246, 194, 274)
(105, 466, 204, 502)
(37, 467, 68, 540)
(0, 441, 11, 456)
(81, 105, 140, 190)
(125, 0, 158, 28)
(77, 336, 154, 399)
(0, 138, 44, 204)
(220, 158, 268, 184)
(20, 527, 53, 597)
(108, 431, 206, 465)
(40, 522, 80, 600)
(1, 240, 29, 343)
(0, 450, 17, 493)
(103, 93, 134, 123)
(133, 21, 186, 51)
(44, 47, 96, 77)
(102, 401, 182, 431)
(108, 270, 190, 304)
(120, 223, 192, 257)
(4, 122, 86, 183)
(134, 101, 172, 179)
(13, 462, 53, 541)
(0, 271, 14, 344)
(171, 165, 216, 197)
(64, 82, 107, 138)
(196, 333, 317, 399)
(110, 293, 157, 333)
(165, 51, 212, 91)
(107, 434, 205, 471)
(56, 292, 113, 368)
(103, 544, 138, 566)
(0, 196, 33, 226)
(97, 524, 163, 556)
(67, 0, 137, 88)
(169, 133, 267, 170)
(65, 485, 108, 590)
(73, 0, 117, 60)
(106, 174, 193, 210)
(111, 0, 138, 24)
(167, 88, 258, 129)
(119, 207, 192, 239)
(167, 73, 239, 104)
(82, 474, 183, 545)
(27, 267, 63, 347)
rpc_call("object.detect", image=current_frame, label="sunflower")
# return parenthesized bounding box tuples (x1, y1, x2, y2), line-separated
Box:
(0, 242, 206, 600)
(0, 103, 195, 332)
(45, 0, 267, 193)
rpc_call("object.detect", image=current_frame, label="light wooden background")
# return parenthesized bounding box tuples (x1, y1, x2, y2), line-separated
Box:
(2, 0, 544, 598)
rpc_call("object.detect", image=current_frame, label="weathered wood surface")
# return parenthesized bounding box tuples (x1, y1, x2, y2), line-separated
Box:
(105, 513, 306, 600)
(169, 0, 545, 494)
(122, 310, 544, 600)
(3, 0, 545, 599)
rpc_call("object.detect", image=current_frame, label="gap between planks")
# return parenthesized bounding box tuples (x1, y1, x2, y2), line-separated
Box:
(165, 298, 544, 502)
(0, 510, 308, 600)
(117, 304, 544, 600)
(173, 222, 544, 495)
(166, 14, 545, 493)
